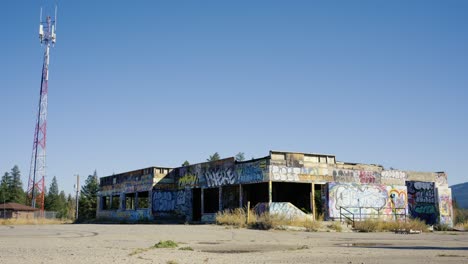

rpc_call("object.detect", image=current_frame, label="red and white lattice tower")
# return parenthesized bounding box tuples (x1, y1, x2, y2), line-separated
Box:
(27, 8, 57, 214)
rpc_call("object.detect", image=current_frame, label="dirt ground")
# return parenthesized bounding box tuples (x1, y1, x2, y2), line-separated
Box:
(0, 224, 467, 264)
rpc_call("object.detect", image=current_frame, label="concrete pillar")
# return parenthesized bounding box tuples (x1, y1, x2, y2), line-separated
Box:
(219, 186, 223, 211)
(239, 184, 243, 208)
(311, 183, 315, 221)
(121, 193, 126, 210)
(201, 188, 204, 214)
(135, 192, 139, 210)
(268, 181, 272, 203)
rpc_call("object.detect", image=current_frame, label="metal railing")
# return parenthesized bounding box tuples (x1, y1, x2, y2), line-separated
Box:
(339, 207, 355, 226)
(340, 206, 406, 222)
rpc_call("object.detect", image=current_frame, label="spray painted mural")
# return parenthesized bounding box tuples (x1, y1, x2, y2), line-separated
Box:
(406, 181, 437, 225)
(175, 159, 268, 189)
(437, 188, 453, 227)
(152, 190, 190, 217)
(327, 183, 407, 220)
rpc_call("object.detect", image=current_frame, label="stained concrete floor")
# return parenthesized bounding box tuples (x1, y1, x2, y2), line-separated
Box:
(0, 224, 467, 264)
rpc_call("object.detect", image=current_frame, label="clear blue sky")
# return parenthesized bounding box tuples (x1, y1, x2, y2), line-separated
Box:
(2, 0, 467, 195)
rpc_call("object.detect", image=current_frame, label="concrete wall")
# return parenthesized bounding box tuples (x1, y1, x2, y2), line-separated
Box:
(327, 183, 407, 221)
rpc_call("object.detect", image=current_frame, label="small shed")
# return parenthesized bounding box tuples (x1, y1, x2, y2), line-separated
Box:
(0, 202, 38, 219)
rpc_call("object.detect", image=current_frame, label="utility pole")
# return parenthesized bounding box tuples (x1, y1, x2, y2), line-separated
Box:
(74, 174, 79, 220)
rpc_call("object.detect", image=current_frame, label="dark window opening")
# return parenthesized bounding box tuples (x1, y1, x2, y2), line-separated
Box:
(314, 184, 325, 219)
(203, 188, 219, 213)
(272, 182, 311, 213)
(111, 195, 120, 210)
(101, 196, 110, 210)
(241, 183, 269, 208)
(192, 188, 202, 221)
(126, 193, 135, 210)
(137, 191, 149, 209)
(222, 185, 239, 210)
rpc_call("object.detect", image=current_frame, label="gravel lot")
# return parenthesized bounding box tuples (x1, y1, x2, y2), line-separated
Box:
(0, 224, 467, 264)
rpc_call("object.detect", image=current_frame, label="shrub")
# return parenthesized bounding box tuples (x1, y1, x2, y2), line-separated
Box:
(215, 208, 258, 228)
(154, 240, 178, 248)
(328, 221, 342, 232)
(353, 219, 428, 232)
(178, 246, 194, 251)
(303, 219, 321, 232)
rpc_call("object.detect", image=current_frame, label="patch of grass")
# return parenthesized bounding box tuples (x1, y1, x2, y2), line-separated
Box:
(217, 209, 323, 231)
(435, 224, 451, 231)
(353, 219, 428, 233)
(455, 220, 468, 230)
(303, 219, 321, 232)
(178, 246, 194, 251)
(215, 208, 257, 228)
(154, 240, 178, 248)
(0, 218, 71, 225)
(328, 222, 343, 232)
(166, 260, 179, 264)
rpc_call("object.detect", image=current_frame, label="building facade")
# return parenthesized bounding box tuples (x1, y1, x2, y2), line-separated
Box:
(97, 151, 454, 226)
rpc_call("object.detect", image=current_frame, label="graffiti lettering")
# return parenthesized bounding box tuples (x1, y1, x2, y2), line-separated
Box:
(237, 162, 265, 183)
(381, 170, 406, 180)
(152, 191, 175, 212)
(271, 166, 300, 181)
(204, 168, 237, 187)
(178, 174, 198, 189)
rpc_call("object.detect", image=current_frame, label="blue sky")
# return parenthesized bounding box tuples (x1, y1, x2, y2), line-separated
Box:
(2, 0, 467, 195)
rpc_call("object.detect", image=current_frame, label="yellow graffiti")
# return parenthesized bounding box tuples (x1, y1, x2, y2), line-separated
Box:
(178, 174, 198, 188)
(389, 189, 407, 209)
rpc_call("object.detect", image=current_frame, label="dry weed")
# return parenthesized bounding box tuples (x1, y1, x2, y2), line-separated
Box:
(0, 218, 70, 225)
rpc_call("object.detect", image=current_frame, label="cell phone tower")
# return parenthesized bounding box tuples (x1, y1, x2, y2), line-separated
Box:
(27, 7, 57, 214)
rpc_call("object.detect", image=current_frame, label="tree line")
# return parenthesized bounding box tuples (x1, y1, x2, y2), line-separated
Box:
(1, 165, 99, 221)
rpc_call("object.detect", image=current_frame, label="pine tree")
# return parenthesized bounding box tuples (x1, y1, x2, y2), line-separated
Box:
(66, 194, 75, 219)
(9, 166, 25, 204)
(235, 152, 245, 161)
(0, 172, 11, 203)
(45, 176, 60, 212)
(57, 191, 68, 219)
(78, 170, 99, 221)
(207, 152, 220, 162)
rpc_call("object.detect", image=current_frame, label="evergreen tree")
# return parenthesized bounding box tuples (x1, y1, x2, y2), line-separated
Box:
(66, 194, 75, 219)
(57, 191, 68, 219)
(45, 176, 60, 211)
(235, 152, 245, 161)
(207, 152, 220, 162)
(0, 172, 11, 203)
(78, 170, 99, 221)
(9, 166, 25, 204)
(182, 160, 190, 166)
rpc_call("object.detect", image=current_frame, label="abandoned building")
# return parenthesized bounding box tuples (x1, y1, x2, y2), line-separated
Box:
(97, 150, 454, 227)
(0, 202, 39, 219)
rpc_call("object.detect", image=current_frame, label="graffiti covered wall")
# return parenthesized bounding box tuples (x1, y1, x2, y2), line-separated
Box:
(327, 183, 407, 220)
(436, 188, 453, 227)
(406, 181, 437, 225)
(174, 159, 268, 189)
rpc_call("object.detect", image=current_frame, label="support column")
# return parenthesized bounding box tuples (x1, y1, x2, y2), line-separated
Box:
(219, 186, 223, 211)
(268, 181, 272, 203)
(121, 193, 126, 210)
(201, 188, 204, 214)
(135, 192, 139, 210)
(239, 184, 243, 208)
(311, 183, 315, 221)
